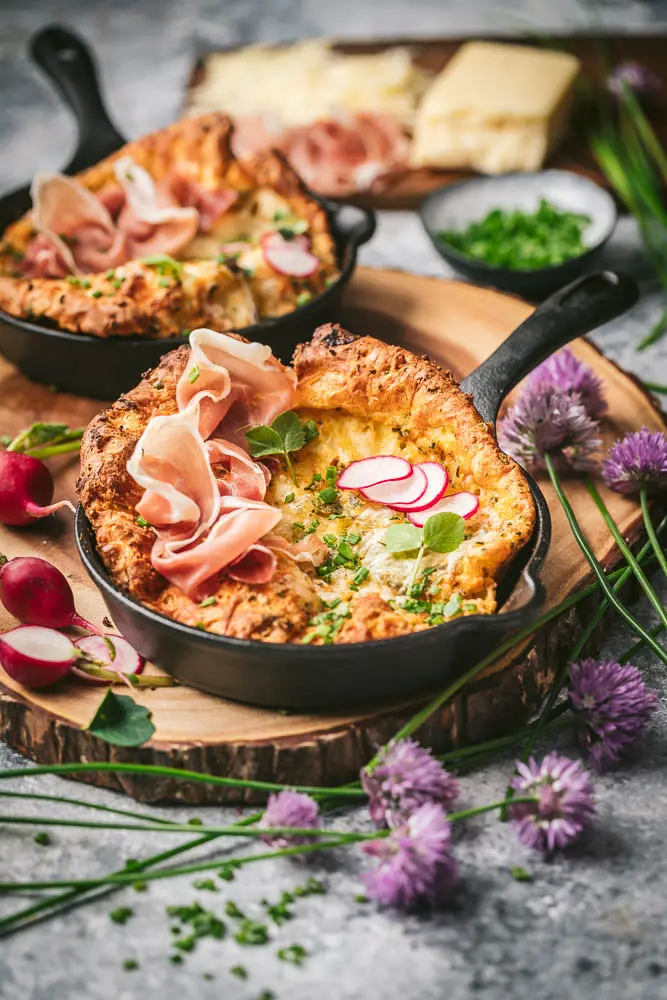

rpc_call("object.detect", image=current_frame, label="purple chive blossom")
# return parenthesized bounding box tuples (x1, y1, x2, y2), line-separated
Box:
(498, 385, 601, 472)
(607, 61, 661, 99)
(361, 738, 459, 827)
(528, 348, 607, 418)
(258, 790, 320, 848)
(510, 753, 596, 852)
(362, 802, 457, 909)
(601, 427, 667, 496)
(569, 658, 658, 770)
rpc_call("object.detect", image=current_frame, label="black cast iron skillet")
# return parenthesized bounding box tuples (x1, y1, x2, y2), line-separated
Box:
(0, 25, 375, 399)
(76, 270, 638, 711)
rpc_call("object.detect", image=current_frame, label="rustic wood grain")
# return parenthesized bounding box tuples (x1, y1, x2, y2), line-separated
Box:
(187, 34, 667, 210)
(0, 268, 664, 803)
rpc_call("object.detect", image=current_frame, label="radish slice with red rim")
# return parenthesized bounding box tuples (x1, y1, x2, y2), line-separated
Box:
(261, 233, 319, 277)
(407, 492, 480, 527)
(388, 462, 449, 512)
(263, 231, 310, 251)
(337, 455, 412, 491)
(0, 625, 76, 689)
(72, 633, 144, 685)
(362, 464, 428, 506)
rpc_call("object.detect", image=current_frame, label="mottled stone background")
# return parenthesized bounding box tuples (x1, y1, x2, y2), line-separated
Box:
(1, 2, 667, 999)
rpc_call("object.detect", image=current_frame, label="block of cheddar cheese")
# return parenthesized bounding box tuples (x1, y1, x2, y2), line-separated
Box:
(411, 41, 581, 174)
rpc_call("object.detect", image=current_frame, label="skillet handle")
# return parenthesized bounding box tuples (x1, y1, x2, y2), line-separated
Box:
(460, 271, 639, 425)
(30, 24, 125, 174)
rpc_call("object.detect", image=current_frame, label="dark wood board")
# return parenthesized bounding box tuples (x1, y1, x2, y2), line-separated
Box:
(0, 268, 665, 803)
(186, 33, 667, 209)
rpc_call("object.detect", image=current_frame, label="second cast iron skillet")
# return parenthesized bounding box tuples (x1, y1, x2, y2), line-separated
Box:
(0, 25, 375, 399)
(76, 270, 638, 711)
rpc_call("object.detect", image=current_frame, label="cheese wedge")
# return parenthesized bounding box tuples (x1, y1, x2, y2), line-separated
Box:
(411, 41, 581, 173)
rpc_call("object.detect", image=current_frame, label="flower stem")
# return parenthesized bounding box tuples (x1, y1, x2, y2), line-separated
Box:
(0, 762, 366, 799)
(618, 624, 664, 664)
(644, 381, 667, 396)
(0, 811, 264, 937)
(640, 488, 667, 578)
(21, 439, 84, 460)
(0, 789, 183, 826)
(285, 451, 297, 486)
(405, 542, 425, 595)
(585, 478, 667, 630)
(545, 453, 667, 665)
(0, 816, 348, 840)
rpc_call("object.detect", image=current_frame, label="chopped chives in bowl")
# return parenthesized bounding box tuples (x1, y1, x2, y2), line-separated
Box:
(438, 198, 591, 271)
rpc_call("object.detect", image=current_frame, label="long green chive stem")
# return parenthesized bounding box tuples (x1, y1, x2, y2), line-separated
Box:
(585, 478, 667, 630)
(545, 454, 667, 664)
(640, 489, 667, 578)
(643, 381, 667, 396)
(0, 817, 342, 839)
(0, 790, 181, 826)
(618, 624, 665, 665)
(0, 811, 263, 936)
(369, 558, 645, 760)
(21, 440, 83, 460)
(440, 714, 574, 767)
(0, 763, 366, 799)
(0, 798, 537, 897)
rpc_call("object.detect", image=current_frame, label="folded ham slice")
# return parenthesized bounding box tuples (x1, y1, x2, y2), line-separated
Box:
(114, 156, 200, 258)
(206, 438, 270, 501)
(27, 173, 128, 276)
(176, 328, 297, 441)
(228, 543, 277, 585)
(152, 496, 282, 597)
(167, 174, 239, 233)
(128, 408, 217, 541)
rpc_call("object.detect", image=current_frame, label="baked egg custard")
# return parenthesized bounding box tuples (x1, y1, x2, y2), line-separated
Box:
(78, 324, 535, 644)
(0, 114, 339, 339)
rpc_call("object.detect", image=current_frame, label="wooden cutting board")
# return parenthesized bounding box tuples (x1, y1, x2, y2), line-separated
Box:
(0, 268, 664, 804)
(187, 34, 667, 210)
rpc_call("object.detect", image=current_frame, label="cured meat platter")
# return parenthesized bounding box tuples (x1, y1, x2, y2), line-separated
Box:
(186, 34, 667, 209)
(0, 268, 664, 803)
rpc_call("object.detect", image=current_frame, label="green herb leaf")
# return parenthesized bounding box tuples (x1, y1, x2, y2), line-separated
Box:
(422, 512, 465, 553)
(245, 424, 284, 458)
(283, 492, 295, 503)
(510, 865, 533, 882)
(86, 690, 155, 747)
(272, 411, 306, 453)
(230, 964, 248, 979)
(110, 906, 134, 925)
(385, 523, 423, 553)
(277, 944, 308, 966)
(5, 421, 84, 457)
(303, 419, 319, 444)
(34, 831, 51, 846)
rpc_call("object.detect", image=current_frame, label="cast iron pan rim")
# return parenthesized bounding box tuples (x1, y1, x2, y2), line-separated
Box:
(75, 485, 547, 658)
(418, 170, 618, 280)
(0, 194, 373, 347)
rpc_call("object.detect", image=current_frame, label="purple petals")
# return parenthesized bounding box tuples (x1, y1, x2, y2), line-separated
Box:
(602, 427, 667, 496)
(258, 790, 320, 848)
(498, 385, 601, 472)
(510, 752, 596, 852)
(361, 738, 459, 827)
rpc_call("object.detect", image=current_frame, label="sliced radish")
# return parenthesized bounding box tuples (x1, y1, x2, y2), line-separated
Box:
(407, 492, 480, 527)
(337, 456, 412, 491)
(388, 462, 449, 513)
(263, 231, 310, 251)
(362, 465, 428, 507)
(261, 233, 319, 277)
(72, 633, 144, 684)
(0, 625, 77, 688)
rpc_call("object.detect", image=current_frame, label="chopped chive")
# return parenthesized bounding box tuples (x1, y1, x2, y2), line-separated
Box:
(283, 492, 295, 503)
(136, 515, 149, 527)
(188, 365, 200, 384)
(199, 596, 217, 608)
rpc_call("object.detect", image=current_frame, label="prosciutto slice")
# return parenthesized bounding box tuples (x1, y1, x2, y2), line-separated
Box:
(151, 496, 282, 597)
(128, 409, 217, 541)
(206, 438, 270, 501)
(228, 543, 277, 585)
(27, 173, 127, 276)
(167, 174, 239, 233)
(176, 328, 297, 441)
(114, 156, 199, 257)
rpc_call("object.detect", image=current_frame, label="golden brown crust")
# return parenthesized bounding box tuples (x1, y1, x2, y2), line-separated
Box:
(0, 114, 339, 338)
(78, 324, 536, 644)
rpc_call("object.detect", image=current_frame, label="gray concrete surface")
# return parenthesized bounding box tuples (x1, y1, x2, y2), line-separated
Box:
(1, 2, 667, 999)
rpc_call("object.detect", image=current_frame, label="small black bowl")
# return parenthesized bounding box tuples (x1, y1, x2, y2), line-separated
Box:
(0, 25, 375, 399)
(420, 170, 617, 299)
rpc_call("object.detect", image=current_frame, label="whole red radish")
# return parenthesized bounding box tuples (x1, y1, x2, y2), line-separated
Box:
(0, 625, 77, 688)
(0, 555, 101, 633)
(0, 451, 74, 526)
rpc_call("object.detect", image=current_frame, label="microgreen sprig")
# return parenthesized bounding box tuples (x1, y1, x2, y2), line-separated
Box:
(384, 512, 465, 596)
(3, 421, 84, 460)
(245, 411, 318, 485)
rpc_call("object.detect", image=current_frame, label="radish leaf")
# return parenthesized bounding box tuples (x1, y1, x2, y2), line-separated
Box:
(86, 690, 155, 747)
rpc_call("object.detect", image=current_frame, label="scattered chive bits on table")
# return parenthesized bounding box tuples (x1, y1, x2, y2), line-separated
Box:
(439, 198, 591, 270)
